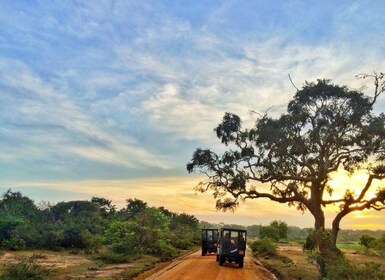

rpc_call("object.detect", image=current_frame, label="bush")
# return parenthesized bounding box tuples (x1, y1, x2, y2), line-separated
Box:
(1, 255, 49, 280)
(250, 237, 277, 257)
(2, 237, 26, 250)
(325, 257, 384, 280)
(81, 231, 102, 253)
(359, 234, 376, 249)
(155, 240, 177, 261)
(371, 234, 385, 257)
(259, 226, 280, 242)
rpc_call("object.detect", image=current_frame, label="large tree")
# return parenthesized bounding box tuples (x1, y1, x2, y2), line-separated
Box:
(187, 74, 385, 249)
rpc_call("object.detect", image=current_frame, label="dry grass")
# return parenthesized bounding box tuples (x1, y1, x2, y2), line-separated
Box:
(0, 248, 196, 279)
(257, 244, 320, 280)
(342, 248, 385, 274)
(0, 250, 156, 279)
(257, 243, 385, 280)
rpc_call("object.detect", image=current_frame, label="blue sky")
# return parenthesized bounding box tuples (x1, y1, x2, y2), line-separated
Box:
(1, 0, 385, 228)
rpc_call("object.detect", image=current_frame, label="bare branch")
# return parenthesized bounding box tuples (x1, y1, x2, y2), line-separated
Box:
(356, 71, 385, 105)
(288, 74, 300, 92)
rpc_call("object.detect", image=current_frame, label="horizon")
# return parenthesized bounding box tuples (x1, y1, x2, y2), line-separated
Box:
(1, 1, 385, 230)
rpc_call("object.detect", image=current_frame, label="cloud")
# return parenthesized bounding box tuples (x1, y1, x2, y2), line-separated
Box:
(0, 59, 173, 169)
(138, 33, 385, 143)
(1, 1, 385, 229)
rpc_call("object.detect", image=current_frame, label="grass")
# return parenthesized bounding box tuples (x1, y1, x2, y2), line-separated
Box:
(258, 244, 320, 280)
(118, 255, 159, 279)
(337, 242, 361, 251)
(255, 243, 385, 280)
(0, 247, 198, 279)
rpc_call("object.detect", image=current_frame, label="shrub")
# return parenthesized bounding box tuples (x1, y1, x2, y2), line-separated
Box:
(81, 231, 102, 253)
(250, 237, 277, 257)
(1, 255, 49, 280)
(2, 237, 26, 250)
(155, 240, 177, 261)
(359, 234, 376, 249)
(372, 233, 385, 257)
(259, 226, 280, 242)
(325, 257, 384, 280)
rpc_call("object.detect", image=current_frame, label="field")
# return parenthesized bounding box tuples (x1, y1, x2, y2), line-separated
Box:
(257, 243, 385, 280)
(0, 249, 194, 279)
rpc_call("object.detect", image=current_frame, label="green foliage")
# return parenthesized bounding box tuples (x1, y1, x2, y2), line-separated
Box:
(187, 75, 385, 279)
(0, 190, 38, 218)
(81, 231, 102, 253)
(357, 233, 385, 257)
(370, 233, 385, 257)
(104, 220, 140, 255)
(120, 198, 148, 218)
(250, 237, 277, 257)
(259, 226, 280, 241)
(270, 220, 288, 240)
(170, 213, 200, 249)
(260, 220, 289, 242)
(1, 255, 49, 280)
(153, 239, 177, 261)
(359, 234, 376, 249)
(325, 256, 384, 280)
(0, 215, 24, 243)
(0, 190, 200, 263)
(91, 197, 116, 216)
(2, 237, 26, 250)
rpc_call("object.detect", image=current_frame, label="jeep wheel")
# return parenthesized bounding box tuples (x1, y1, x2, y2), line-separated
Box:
(239, 258, 244, 268)
(219, 255, 224, 266)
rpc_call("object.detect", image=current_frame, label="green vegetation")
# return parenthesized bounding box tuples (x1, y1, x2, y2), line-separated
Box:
(250, 237, 277, 257)
(324, 257, 384, 280)
(252, 239, 385, 280)
(1, 189, 385, 279)
(1, 255, 49, 280)
(358, 233, 385, 257)
(0, 189, 200, 278)
(260, 220, 288, 242)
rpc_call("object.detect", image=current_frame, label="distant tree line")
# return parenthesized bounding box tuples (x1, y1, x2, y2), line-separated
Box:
(200, 220, 384, 243)
(0, 190, 200, 262)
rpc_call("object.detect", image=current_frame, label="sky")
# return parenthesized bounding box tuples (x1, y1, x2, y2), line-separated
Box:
(1, 0, 385, 229)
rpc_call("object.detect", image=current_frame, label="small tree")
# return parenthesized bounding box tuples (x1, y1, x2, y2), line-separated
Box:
(259, 226, 280, 241)
(359, 234, 376, 249)
(187, 74, 385, 264)
(270, 220, 288, 240)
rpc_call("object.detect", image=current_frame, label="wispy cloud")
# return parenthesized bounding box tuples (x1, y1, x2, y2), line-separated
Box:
(0, 59, 172, 169)
(1, 0, 385, 227)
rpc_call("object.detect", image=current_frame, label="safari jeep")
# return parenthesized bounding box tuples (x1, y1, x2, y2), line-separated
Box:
(216, 228, 247, 268)
(201, 229, 219, 256)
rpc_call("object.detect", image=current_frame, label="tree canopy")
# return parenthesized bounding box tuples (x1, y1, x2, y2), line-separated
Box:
(0, 190, 200, 257)
(187, 74, 385, 247)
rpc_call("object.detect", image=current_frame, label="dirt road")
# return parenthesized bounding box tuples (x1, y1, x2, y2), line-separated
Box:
(144, 250, 276, 280)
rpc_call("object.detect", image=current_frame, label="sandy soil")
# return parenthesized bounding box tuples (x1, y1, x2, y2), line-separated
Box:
(0, 251, 135, 279)
(139, 250, 276, 280)
(0, 251, 91, 269)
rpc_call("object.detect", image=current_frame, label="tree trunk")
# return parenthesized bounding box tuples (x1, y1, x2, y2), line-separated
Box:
(331, 210, 348, 249)
(309, 204, 342, 277)
(331, 220, 340, 248)
(310, 202, 325, 230)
